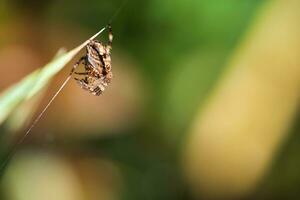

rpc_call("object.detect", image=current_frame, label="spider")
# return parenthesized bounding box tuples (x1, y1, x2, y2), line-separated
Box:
(71, 25, 113, 96)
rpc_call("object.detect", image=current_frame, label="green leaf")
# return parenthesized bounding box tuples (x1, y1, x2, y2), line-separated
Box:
(0, 27, 106, 126)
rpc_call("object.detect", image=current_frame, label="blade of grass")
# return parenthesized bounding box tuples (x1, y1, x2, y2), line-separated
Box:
(4, 48, 66, 134)
(0, 27, 106, 125)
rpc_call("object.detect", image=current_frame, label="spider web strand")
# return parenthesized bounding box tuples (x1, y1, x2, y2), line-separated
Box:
(0, 74, 73, 173)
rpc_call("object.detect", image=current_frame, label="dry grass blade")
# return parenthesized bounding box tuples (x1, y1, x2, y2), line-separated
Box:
(0, 27, 106, 126)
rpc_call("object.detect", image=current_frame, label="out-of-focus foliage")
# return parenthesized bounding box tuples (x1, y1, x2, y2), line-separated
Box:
(184, 0, 300, 198)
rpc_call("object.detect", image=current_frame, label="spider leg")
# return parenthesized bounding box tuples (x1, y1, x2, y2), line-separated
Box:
(92, 85, 105, 96)
(93, 87, 102, 96)
(70, 56, 86, 75)
(74, 72, 89, 75)
(107, 24, 113, 48)
(74, 77, 88, 84)
(104, 24, 113, 54)
(95, 89, 103, 96)
(74, 78, 91, 91)
(85, 63, 95, 72)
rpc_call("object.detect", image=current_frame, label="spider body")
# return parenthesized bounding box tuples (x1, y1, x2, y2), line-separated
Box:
(72, 25, 113, 96)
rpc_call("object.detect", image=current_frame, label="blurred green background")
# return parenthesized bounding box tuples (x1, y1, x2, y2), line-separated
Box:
(0, 0, 300, 199)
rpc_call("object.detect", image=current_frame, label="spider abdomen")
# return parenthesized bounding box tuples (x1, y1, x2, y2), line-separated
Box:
(72, 25, 113, 96)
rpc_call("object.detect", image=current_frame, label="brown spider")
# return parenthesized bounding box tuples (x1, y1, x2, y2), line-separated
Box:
(71, 25, 113, 96)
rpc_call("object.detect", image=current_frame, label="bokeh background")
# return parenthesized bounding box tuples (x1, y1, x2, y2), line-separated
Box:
(0, 0, 300, 199)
